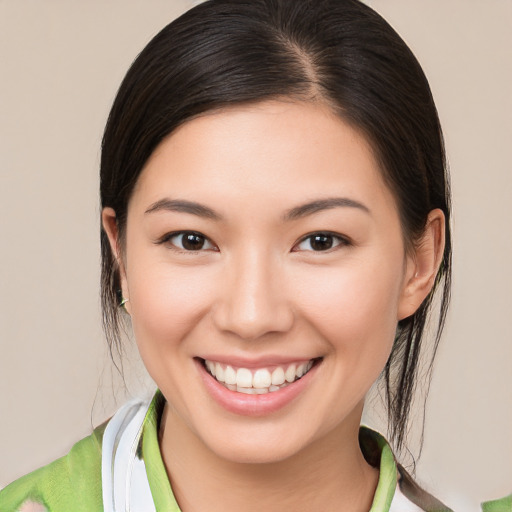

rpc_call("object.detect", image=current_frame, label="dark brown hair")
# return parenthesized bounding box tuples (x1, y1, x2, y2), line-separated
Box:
(100, 0, 451, 453)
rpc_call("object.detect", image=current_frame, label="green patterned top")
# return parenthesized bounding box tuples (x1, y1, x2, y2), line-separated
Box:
(0, 390, 505, 512)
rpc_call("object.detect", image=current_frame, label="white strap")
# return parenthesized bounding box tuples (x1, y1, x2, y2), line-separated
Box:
(101, 399, 156, 512)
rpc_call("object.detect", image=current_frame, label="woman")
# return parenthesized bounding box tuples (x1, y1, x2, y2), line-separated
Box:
(0, 0, 508, 511)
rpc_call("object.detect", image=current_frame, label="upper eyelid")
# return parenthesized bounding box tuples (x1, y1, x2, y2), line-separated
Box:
(291, 235, 353, 256)
(298, 231, 347, 239)
(295, 231, 350, 244)
(157, 230, 217, 250)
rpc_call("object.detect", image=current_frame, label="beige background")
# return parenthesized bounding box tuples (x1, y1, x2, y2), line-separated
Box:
(0, 1, 511, 510)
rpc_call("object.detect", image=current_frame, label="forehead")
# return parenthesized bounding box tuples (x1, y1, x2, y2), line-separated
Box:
(130, 100, 395, 217)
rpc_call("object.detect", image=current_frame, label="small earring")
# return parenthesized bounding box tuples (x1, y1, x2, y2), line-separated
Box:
(116, 289, 129, 310)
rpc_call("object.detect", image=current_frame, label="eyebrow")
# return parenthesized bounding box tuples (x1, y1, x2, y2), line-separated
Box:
(144, 196, 370, 221)
(283, 197, 370, 221)
(145, 199, 223, 220)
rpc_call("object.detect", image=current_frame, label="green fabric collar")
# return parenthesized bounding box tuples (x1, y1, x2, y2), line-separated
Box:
(361, 427, 398, 511)
(141, 390, 398, 512)
(141, 391, 181, 511)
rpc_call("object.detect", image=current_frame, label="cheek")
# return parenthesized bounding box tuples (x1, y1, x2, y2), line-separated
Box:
(291, 259, 402, 359)
(126, 255, 215, 357)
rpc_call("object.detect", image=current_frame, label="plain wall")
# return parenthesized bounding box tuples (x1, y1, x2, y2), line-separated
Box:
(1, 1, 511, 510)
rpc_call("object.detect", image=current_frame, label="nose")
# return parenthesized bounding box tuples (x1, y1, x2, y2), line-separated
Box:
(212, 249, 294, 340)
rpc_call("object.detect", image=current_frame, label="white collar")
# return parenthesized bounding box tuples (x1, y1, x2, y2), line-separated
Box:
(101, 398, 156, 512)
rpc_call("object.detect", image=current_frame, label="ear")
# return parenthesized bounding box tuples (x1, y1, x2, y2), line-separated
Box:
(102, 207, 131, 314)
(397, 209, 446, 320)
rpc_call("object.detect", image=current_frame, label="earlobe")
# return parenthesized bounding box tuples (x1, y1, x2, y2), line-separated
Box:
(102, 207, 130, 313)
(397, 209, 445, 320)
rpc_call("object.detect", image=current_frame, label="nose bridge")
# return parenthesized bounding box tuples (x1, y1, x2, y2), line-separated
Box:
(213, 245, 293, 340)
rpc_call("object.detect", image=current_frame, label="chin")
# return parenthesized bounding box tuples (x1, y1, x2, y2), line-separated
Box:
(193, 418, 322, 466)
(209, 437, 303, 465)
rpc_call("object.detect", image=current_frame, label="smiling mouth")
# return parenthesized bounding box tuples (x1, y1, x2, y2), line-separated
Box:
(201, 358, 321, 395)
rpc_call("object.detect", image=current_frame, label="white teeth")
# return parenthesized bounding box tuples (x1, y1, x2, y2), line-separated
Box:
(285, 364, 296, 383)
(271, 367, 285, 386)
(204, 359, 317, 394)
(215, 362, 225, 383)
(253, 369, 272, 388)
(236, 368, 253, 388)
(237, 386, 257, 394)
(224, 365, 237, 385)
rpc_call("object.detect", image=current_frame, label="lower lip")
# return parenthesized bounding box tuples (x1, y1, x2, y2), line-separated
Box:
(195, 358, 320, 417)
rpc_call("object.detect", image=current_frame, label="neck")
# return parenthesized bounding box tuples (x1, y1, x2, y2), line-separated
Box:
(159, 404, 379, 512)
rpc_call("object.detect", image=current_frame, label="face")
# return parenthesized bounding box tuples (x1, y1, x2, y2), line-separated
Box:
(104, 100, 427, 464)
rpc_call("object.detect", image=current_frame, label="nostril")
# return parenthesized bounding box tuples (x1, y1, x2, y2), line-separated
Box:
(211, 302, 294, 341)
(210, 264, 294, 340)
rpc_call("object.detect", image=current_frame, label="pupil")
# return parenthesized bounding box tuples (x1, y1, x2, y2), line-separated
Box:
(311, 234, 333, 251)
(183, 233, 204, 250)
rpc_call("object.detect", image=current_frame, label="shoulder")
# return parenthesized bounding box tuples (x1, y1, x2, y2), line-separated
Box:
(0, 421, 107, 512)
(359, 427, 454, 512)
(482, 494, 512, 512)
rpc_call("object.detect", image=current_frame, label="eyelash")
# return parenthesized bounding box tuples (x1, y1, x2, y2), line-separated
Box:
(156, 231, 351, 254)
(293, 232, 351, 252)
(157, 231, 218, 253)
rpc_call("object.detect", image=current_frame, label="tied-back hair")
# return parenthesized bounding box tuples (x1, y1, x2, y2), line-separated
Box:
(100, 0, 452, 454)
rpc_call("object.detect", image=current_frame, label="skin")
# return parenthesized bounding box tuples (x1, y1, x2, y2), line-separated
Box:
(103, 100, 445, 511)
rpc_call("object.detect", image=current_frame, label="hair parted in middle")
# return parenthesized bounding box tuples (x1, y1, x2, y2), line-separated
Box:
(100, 0, 451, 454)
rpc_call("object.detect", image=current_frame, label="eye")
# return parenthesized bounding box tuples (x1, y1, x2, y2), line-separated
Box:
(159, 231, 217, 252)
(293, 232, 350, 252)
